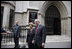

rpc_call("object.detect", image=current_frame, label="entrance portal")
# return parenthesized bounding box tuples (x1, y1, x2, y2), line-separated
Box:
(45, 5, 61, 35)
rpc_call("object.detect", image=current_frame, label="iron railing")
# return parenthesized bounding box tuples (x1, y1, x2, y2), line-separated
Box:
(1, 25, 29, 48)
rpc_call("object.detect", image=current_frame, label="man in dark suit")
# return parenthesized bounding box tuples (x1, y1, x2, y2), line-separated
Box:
(32, 19, 46, 48)
(13, 21, 21, 48)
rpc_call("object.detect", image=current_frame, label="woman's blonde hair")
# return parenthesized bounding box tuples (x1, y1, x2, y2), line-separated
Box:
(29, 22, 34, 27)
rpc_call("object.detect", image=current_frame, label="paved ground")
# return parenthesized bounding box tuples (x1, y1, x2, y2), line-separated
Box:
(45, 42, 71, 48)
(1, 42, 71, 48)
(1, 35, 71, 48)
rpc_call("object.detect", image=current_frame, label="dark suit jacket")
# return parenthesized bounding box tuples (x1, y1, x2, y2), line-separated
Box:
(33, 24, 46, 46)
(26, 29, 35, 44)
(13, 25, 21, 38)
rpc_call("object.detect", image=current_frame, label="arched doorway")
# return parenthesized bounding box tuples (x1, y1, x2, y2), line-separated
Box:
(45, 5, 61, 35)
(40, 1, 68, 35)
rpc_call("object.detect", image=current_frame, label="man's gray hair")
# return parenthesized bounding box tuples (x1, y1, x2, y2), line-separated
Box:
(34, 19, 40, 22)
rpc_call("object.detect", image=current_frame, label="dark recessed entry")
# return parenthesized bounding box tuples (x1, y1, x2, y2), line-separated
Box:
(45, 5, 61, 35)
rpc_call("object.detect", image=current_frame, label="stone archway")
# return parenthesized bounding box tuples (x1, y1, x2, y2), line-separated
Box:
(40, 1, 68, 35)
(45, 5, 61, 35)
(40, 1, 68, 18)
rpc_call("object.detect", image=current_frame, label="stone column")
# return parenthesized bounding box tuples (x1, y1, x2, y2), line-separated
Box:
(67, 17, 71, 37)
(2, 5, 10, 28)
(61, 17, 68, 35)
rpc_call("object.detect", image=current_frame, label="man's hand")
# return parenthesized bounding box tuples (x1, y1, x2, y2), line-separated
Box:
(7, 31, 11, 34)
(32, 40, 34, 44)
(42, 43, 45, 48)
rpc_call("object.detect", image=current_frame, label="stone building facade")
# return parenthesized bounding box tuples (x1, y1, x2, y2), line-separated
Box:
(1, 1, 71, 36)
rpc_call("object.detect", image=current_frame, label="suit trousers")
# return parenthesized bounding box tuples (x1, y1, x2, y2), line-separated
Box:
(14, 37, 19, 48)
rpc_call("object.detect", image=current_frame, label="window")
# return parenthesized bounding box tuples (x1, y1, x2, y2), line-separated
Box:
(9, 9, 14, 28)
(29, 12, 37, 23)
